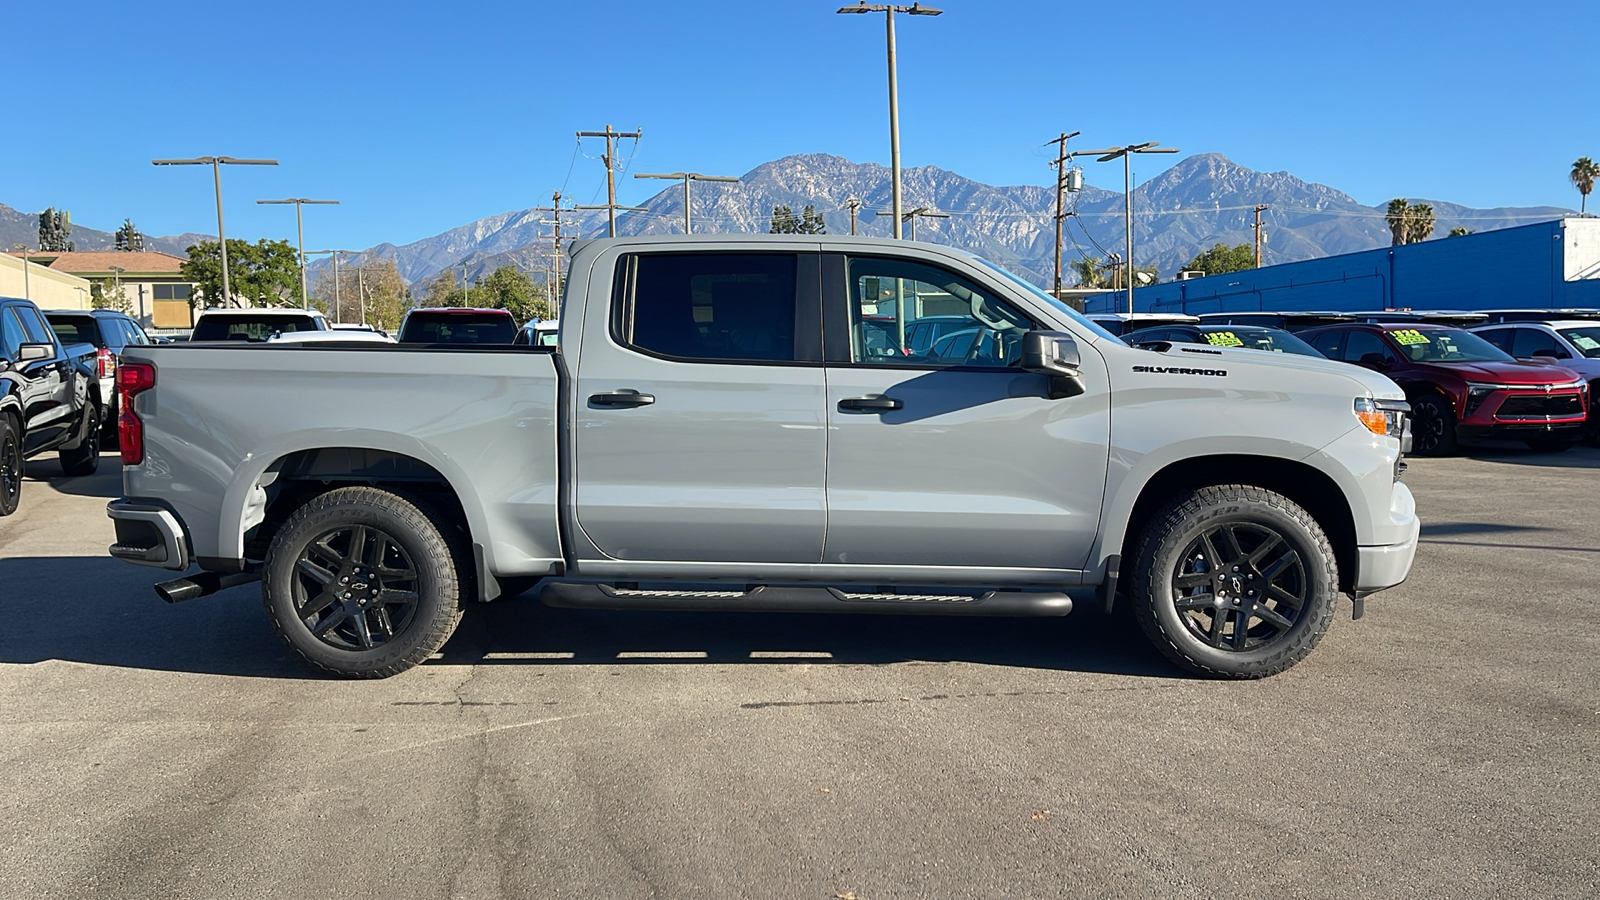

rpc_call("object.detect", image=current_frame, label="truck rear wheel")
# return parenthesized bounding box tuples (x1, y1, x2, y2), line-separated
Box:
(1130, 484, 1337, 679)
(262, 486, 467, 678)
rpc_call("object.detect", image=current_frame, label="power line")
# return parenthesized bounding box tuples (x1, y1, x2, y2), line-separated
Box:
(575, 125, 643, 237)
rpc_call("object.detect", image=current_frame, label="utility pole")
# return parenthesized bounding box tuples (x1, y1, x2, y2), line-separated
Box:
(836, 3, 943, 239)
(306, 249, 354, 321)
(257, 198, 339, 308)
(152, 156, 278, 307)
(846, 197, 862, 235)
(1047, 131, 1082, 299)
(874, 205, 948, 241)
(535, 190, 578, 301)
(634, 171, 740, 234)
(1252, 204, 1269, 268)
(575, 125, 643, 237)
(10, 245, 32, 301)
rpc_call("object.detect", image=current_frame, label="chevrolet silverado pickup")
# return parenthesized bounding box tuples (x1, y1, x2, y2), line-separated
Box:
(106, 235, 1420, 679)
(2, 296, 104, 516)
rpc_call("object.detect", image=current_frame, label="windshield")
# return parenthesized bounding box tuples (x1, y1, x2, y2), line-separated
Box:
(192, 314, 320, 342)
(1558, 326, 1600, 359)
(1387, 327, 1511, 363)
(971, 257, 1121, 342)
(1196, 327, 1323, 357)
(399, 312, 518, 344)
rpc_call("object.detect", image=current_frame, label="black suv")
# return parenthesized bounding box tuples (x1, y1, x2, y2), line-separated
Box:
(44, 309, 153, 437)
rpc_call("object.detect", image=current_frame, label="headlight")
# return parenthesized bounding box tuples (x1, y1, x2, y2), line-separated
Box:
(1465, 382, 1497, 416)
(1355, 397, 1409, 437)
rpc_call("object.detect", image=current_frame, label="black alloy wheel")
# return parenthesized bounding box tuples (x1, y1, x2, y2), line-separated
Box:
(1409, 394, 1458, 456)
(0, 419, 21, 517)
(1169, 521, 1305, 652)
(292, 524, 421, 652)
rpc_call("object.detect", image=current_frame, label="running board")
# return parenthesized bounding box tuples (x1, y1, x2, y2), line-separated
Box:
(539, 583, 1073, 617)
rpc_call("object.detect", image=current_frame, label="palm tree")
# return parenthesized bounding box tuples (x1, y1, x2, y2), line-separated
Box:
(1406, 203, 1435, 244)
(1572, 157, 1599, 214)
(1385, 198, 1410, 245)
(1069, 256, 1109, 288)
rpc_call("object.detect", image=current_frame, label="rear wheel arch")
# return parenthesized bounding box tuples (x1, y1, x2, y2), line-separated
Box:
(1117, 455, 1358, 595)
(247, 448, 476, 567)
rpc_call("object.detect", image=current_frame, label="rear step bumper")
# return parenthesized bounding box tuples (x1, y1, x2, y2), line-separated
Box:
(541, 583, 1073, 617)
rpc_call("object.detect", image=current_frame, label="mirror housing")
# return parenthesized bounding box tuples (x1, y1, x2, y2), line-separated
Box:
(1022, 330, 1082, 377)
(17, 343, 54, 365)
(1022, 330, 1086, 399)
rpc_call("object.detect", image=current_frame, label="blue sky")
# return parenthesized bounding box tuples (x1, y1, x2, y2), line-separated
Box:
(5, 0, 1593, 251)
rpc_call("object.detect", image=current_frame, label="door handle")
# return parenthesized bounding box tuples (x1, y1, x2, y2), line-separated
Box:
(838, 395, 903, 412)
(589, 389, 656, 408)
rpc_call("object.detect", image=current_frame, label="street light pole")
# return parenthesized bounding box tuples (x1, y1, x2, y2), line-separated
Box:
(9, 244, 30, 301)
(306, 249, 355, 322)
(837, 2, 942, 240)
(257, 198, 339, 308)
(1072, 142, 1181, 314)
(153, 156, 278, 307)
(634, 172, 740, 234)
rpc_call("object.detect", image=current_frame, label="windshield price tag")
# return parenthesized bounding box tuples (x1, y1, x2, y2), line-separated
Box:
(1393, 329, 1431, 345)
(1203, 331, 1244, 347)
(1571, 334, 1600, 352)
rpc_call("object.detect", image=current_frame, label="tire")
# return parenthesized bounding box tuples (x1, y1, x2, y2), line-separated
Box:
(1131, 484, 1338, 679)
(0, 415, 21, 517)
(1409, 393, 1458, 456)
(1523, 437, 1576, 453)
(58, 403, 102, 476)
(262, 486, 468, 678)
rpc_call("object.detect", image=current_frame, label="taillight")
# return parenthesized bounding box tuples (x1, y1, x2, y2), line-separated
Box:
(117, 363, 156, 465)
(96, 347, 116, 379)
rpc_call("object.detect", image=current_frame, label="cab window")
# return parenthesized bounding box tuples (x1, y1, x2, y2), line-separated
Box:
(844, 257, 1033, 368)
(623, 253, 798, 363)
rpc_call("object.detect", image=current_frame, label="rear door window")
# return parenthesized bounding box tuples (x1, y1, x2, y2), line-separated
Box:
(622, 253, 798, 363)
(1475, 328, 1514, 352)
(1308, 330, 1346, 359)
(47, 316, 99, 346)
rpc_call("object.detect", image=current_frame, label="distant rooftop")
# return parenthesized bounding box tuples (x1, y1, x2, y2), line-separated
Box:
(4, 250, 188, 276)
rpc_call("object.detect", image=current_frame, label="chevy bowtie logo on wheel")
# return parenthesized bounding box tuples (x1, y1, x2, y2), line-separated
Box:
(1132, 365, 1229, 376)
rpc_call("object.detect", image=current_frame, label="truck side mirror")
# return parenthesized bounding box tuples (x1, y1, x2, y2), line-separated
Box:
(1022, 330, 1085, 399)
(17, 343, 53, 364)
(1022, 330, 1081, 376)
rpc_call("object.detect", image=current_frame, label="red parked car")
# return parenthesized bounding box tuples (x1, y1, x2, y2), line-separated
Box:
(1299, 323, 1589, 455)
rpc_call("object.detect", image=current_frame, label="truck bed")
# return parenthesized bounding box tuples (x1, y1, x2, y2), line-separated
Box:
(121, 343, 564, 576)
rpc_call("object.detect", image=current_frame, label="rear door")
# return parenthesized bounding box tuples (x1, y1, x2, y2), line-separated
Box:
(572, 250, 827, 563)
(820, 254, 1110, 571)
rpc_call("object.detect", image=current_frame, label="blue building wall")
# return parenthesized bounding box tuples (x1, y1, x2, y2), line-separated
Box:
(1083, 219, 1600, 314)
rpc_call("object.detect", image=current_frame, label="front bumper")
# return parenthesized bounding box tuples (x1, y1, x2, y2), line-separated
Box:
(107, 498, 191, 570)
(1353, 481, 1419, 597)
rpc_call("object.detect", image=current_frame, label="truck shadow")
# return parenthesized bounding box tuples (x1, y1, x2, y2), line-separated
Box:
(1458, 442, 1600, 469)
(0, 556, 1179, 680)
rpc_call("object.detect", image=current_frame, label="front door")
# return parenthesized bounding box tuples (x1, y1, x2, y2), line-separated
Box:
(3, 306, 73, 455)
(572, 250, 827, 563)
(821, 254, 1110, 572)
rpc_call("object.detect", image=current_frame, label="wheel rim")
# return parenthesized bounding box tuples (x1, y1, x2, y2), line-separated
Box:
(1170, 520, 1307, 652)
(1, 435, 19, 508)
(291, 524, 421, 651)
(1414, 401, 1446, 453)
(84, 419, 100, 458)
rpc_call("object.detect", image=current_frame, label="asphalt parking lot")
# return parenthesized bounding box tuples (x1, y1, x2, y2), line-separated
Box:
(2, 447, 1597, 899)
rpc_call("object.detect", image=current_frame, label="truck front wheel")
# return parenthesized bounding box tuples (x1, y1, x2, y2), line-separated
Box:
(262, 486, 468, 678)
(1131, 485, 1337, 679)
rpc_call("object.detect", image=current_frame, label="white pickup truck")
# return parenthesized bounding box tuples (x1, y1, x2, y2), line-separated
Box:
(107, 235, 1419, 679)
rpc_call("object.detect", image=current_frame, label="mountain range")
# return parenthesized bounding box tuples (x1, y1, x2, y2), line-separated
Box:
(5, 153, 1575, 291)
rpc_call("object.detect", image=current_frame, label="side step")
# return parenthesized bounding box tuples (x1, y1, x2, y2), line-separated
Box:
(540, 583, 1072, 617)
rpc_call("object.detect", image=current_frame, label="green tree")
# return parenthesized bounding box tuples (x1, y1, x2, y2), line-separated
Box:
(1181, 242, 1255, 277)
(1571, 157, 1598, 214)
(1447, 227, 1473, 237)
(1385, 199, 1435, 245)
(1070, 256, 1109, 288)
(114, 219, 143, 252)
(421, 269, 463, 308)
(180, 239, 302, 308)
(90, 277, 132, 313)
(800, 204, 827, 234)
(474, 265, 552, 323)
(769, 205, 800, 234)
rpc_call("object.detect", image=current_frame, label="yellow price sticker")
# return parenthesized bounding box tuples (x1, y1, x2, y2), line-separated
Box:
(1203, 331, 1244, 347)
(1392, 329, 1431, 345)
